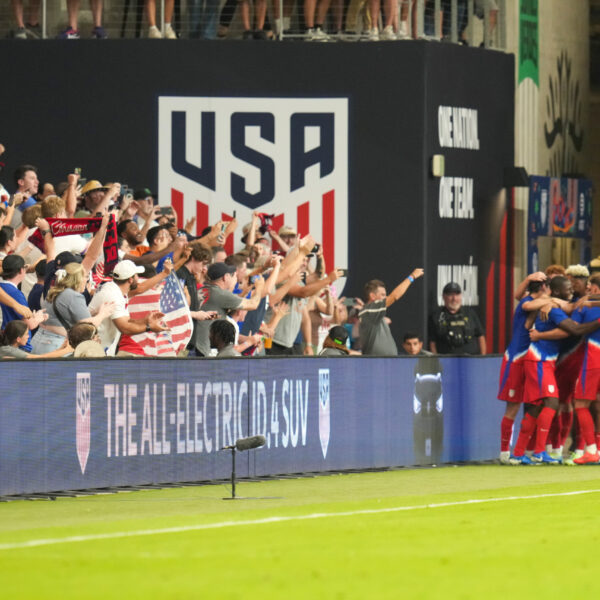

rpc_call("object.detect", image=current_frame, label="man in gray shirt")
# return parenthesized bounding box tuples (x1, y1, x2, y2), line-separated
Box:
(195, 262, 263, 357)
(359, 268, 424, 356)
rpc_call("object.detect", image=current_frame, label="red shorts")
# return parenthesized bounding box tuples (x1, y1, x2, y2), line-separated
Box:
(497, 356, 525, 403)
(523, 360, 559, 405)
(556, 346, 585, 404)
(574, 368, 600, 402)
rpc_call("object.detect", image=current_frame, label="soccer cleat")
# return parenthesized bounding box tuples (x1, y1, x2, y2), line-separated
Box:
(499, 451, 511, 465)
(548, 451, 563, 463)
(573, 451, 600, 465)
(509, 454, 533, 465)
(381, 25, 396, 41)
(531, 451, 561, 464)
(57, 27, 80, 39)
(14, 27, 27, 39)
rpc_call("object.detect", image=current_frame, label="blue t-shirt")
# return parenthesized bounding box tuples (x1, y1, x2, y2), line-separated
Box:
(28, 283, 44, 312)
(0, 282, 32, 352)
(526, 307, 568, 362)
(156, 252, 174, 273)
(506, 294, 533, 359)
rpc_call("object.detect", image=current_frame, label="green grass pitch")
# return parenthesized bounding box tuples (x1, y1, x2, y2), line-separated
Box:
(2, 465, 600, 599)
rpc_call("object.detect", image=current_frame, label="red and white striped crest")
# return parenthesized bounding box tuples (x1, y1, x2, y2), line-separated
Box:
(158, 97, 348, 293)
(76, 373, 91, 475)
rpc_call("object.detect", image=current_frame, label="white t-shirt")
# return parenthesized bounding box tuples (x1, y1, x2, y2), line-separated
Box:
(54, 234, 89, 255)
(88, 281, 129, 353)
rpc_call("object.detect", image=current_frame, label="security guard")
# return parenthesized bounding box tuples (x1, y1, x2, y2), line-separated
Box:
(428, 282, 486, 355)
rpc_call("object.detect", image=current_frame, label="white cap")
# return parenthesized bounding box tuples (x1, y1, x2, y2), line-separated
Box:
(112, 260, 145, 280)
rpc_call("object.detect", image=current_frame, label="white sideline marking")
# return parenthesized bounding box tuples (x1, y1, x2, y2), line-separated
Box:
(1, 488, 599, 551)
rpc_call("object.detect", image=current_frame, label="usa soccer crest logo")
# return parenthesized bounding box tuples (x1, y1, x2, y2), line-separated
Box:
(319, 368, 331, 459)
(76, 373, 91, 475)
(158, 96, 348, 293)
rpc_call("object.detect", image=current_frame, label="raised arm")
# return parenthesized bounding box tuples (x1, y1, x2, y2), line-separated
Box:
(385, 268, 424, 307)
(514, 271, 546, 301)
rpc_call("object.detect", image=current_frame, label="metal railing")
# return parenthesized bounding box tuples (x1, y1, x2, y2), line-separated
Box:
(0, 0, 505, 48)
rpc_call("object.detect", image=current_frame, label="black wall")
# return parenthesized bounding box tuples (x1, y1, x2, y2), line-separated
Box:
(1, 40, 513, 350)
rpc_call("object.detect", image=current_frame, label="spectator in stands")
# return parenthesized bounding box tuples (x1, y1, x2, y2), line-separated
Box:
(132, 188, 160, 233)
(117, 219, 182, 266)
(31, 261, 115, 354)
(10, 165, 39, 227)
(240, 0, 269, 39)
(146, 0, 177, 38)
(41, 195, 89, 256)
(11, 1, 41, 39)
(35, 182, 56, 202)
(144, 225, 183, 272)
(359, 268, 424, 356)
(0, 254, 47, 351)
(428, 282, 486, 355)
(27, 259, 46, 312)
(0, 226, 17, 262)
(59, 0, 106, 39)
(319, 325, 350, 356)
(88, 259, 167, 355)
(209, 319, 240, 357)
(305, 0, 332, 40)
(176, 244, 218, 354)
(0, 320, 72, 359)
(194, 262, 264, 357)
(368, 0, 396, 40)
(68, 322, 105, 357)
(401, 332, 432, 356)
(265, 236, 343, 356)
(212, 246, 227, 263)
(78, 180, 120, 217)
(189, 0, 220, 39)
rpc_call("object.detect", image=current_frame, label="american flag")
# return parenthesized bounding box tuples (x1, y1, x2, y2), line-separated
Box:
(127, 273, 193, 356)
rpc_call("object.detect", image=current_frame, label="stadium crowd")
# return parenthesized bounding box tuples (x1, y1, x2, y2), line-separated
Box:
(9, 0, 498, 43)
(0, 161, 429, 360)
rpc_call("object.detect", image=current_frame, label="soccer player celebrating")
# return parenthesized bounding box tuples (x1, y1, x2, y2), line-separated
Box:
(571, 299, 600, 464)
(498, 277, 551, 464)
(511, 277, 600, 464)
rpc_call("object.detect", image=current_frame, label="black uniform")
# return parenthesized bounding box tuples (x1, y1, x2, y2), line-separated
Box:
(428, 306, 484, 355)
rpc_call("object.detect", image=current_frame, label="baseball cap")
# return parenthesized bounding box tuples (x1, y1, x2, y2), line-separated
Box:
(112, 259, 145, 280)
(1, 254, 25, 273)
(207, 262, 236, 281)
(328, 325, 349, 346)
(56, 251, 83, 268)
(443, 282, 462, 295)
(134, 188, 155, 200)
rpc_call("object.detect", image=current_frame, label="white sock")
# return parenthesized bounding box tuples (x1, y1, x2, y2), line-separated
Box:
(586, 444, 598, 454)
(283, 17, 291, 30)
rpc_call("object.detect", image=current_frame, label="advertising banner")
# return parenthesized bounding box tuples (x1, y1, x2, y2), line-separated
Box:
(527, 175, 593, 272)
(0, 356, 504, 497)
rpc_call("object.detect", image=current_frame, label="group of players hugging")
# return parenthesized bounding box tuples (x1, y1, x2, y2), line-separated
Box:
(498, 264, 600, 465)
